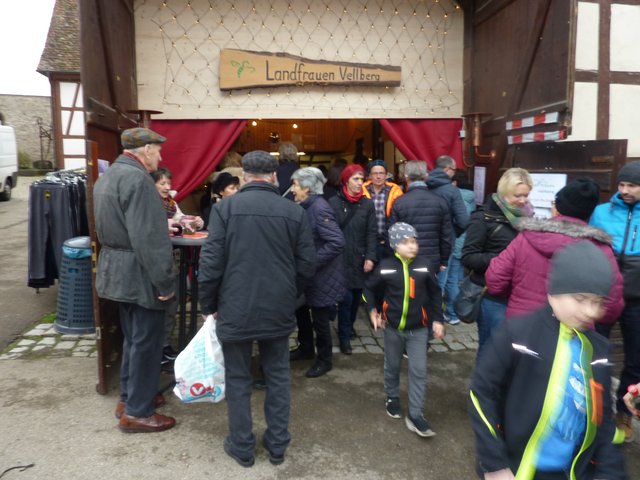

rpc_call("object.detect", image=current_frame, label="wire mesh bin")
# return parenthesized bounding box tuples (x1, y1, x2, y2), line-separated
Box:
(55, 236, 94, 335)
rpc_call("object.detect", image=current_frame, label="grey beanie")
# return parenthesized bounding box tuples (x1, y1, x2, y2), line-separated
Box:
(388, 222, 417, 250)
(242, 150, 278, 174)
(548, 241, 612, 297)
(618, 160, 640, 185)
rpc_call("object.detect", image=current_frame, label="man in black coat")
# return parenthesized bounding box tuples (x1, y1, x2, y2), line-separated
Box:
(198, 150, 315, 468)
(390, 160, 452, 274)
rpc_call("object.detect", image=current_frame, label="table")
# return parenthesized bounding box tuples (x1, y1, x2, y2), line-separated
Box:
(170, 232, 208, 349)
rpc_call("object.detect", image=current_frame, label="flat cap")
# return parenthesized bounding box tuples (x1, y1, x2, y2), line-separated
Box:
(242, 150, 278, 174)
(121, 128, 166, 149)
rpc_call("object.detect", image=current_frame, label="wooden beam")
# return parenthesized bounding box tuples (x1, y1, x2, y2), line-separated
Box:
(577, 70, 640, 85)
(95, 0, 116, 108)
(597, 0, 612, 140)
(473, 0, 518, 27)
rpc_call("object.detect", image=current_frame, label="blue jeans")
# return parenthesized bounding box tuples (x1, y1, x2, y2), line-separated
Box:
(614, 301, 640, 415)
(383, 327, 429, 419)
(221, 336, 291, 459)
(438, 256, 464, 320)
(476, 297, 507, 358)
(337, 288, 362, 343)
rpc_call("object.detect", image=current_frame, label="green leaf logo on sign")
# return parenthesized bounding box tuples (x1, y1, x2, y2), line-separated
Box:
(230, 60, 256, 78)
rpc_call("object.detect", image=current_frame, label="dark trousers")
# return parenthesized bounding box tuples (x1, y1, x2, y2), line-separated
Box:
(337, 288, 362, 343)
(599, 301, 640, 415)
(295, 306, 333, 366)
(222, 336, 291, 459)
(118, 302, 165, 417)
(28, 183, 75, 287)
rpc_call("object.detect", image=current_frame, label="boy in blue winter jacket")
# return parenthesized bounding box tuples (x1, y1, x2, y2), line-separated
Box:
(469, 241, 627, 480)
(362, 222, 445, 437)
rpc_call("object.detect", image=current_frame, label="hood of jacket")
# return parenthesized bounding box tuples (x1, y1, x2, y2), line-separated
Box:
(518, 215, 612, 260)
(426, 168, 451, 189)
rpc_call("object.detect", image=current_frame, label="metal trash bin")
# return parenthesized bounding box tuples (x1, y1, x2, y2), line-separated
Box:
(55, 236, 94, 335)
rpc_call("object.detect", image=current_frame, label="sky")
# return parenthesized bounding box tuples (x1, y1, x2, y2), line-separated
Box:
(0, 0, 56, 96)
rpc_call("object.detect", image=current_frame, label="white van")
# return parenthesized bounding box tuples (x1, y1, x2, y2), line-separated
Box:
(0, 124, 18, 201)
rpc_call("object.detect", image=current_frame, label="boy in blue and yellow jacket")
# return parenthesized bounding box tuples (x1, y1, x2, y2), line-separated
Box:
(363, 222, 445, 438)
(469, 241, 627, 480)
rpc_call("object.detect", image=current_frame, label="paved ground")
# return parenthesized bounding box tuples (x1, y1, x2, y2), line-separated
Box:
(0, 175, 60, 352)
(1, 176, 639, 479)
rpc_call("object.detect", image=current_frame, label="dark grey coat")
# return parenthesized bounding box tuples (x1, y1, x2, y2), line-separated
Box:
(198, 182, 316, 342)
(389, 183, 452, 272)
(93, 154, 175, 310)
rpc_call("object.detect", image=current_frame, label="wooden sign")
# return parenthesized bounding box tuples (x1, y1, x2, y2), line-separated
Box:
(219, 49, 401, 90)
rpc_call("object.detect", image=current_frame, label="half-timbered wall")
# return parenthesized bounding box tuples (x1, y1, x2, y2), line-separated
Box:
(569, 0, 640, 158)
(53, 78, 86, 169)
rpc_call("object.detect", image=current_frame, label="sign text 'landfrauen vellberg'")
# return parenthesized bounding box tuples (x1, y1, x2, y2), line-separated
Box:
(219, 49, 402, 90)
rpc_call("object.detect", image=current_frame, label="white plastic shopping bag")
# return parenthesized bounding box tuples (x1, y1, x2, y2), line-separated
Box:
(173, 314, 225, 403)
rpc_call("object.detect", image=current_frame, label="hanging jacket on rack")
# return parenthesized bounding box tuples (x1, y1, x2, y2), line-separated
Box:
(28, 171, 88, 289)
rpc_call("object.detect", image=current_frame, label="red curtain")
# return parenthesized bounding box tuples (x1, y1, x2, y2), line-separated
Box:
(150, 119, 247, 201)
(380, 119, 463, 170)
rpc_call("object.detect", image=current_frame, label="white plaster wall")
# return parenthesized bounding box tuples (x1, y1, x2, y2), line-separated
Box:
(610, 84, 640, 157)
(134, 0, 464, 119)
(566, 82, 598, 141)
(575, 2, 598, 71)
(611, 4, 640, 72)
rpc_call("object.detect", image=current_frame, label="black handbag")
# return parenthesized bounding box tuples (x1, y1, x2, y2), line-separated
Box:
(453, 275, 486, 324)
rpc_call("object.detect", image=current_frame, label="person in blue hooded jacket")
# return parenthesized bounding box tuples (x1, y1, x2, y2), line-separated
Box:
(590, 160, 640, 443)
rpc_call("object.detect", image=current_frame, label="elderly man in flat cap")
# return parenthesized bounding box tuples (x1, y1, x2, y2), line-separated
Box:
(590, 160, 640, 443)
(198, 150, 315, 467)
(94, 127, 177, 433)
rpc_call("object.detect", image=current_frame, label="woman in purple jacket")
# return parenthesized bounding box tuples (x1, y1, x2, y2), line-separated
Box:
(486, 177, 624, 325)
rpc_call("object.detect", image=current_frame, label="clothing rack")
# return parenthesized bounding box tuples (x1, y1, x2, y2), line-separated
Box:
(28, 170, 89, 290)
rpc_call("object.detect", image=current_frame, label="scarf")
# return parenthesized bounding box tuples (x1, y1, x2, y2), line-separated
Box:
(492, 192, 534, 227)
(161, 196, 178, 219)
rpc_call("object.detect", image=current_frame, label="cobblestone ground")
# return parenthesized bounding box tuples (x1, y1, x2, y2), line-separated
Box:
(1, 310, 478, 359)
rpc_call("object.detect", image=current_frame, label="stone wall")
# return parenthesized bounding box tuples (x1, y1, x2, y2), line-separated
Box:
(0, 94, 54, 168)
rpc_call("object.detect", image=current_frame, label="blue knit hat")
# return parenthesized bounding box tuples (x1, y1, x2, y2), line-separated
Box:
(366, 159, 387, 173)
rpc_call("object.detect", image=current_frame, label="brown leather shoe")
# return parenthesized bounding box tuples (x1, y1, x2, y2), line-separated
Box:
(118, 412, 176, 433)
(114, 393, 167, 419)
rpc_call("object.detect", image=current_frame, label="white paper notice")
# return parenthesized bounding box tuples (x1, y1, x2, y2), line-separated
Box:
(529, 173, 567, 218)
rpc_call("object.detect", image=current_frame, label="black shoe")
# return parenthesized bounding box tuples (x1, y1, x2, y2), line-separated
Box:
(339, 341, 352, 355)
(289, 347, 314, 361)
(253, 379, 267, 390)
(405, 415, 436, 438)
(223, 438, 255, 468)
(385, 396, 401, 419)
(163, 345, 178, 362)
(305, 362, 332, 378)
(263, 439, 285, 466)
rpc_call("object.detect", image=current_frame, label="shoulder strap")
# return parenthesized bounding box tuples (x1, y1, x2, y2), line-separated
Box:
(339, 202, 358, 229)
